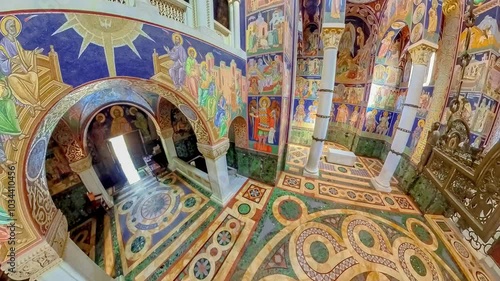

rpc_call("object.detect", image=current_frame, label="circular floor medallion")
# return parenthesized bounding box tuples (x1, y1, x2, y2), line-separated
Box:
(238, 203, 251, 215)
(141, 193, 171, 220)
(278, 200, 302, 221)
(359, 230, 375, 248)
(217, 230, 232, 246)
(310, 241, 329, 263)
(305, 182, 315, 190)
(410, 255, 427, 277)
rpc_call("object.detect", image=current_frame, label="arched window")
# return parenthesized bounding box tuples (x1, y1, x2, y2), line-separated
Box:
(214, 0, 230, 29)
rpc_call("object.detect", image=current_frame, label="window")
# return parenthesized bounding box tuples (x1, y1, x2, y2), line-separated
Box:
(423, 52, 436, 86)
(214, 0, 230, 29)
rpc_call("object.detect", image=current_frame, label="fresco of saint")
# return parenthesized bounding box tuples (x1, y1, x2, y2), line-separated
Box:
(0, 16, 44, 117)
(0, 76, 27, 171)
(164, 33, 187, 90)
(110, 106, 133, 137)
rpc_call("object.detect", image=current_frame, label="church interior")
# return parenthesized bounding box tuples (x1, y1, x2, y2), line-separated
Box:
(0, 0, 499, 280)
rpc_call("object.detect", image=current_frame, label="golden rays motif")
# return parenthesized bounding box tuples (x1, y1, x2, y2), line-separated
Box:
(52, 14, 154, 76)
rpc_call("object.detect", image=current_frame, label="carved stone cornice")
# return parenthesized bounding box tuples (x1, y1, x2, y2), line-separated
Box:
(2, 211, 68, 280)
(157, 127, 175, 139)
(443, 0, 459, 16)
(409, 43, 437, 66)
(197, 139, 230, 160)
(321, 27, 344, 50)
(68, 154, 92, 173)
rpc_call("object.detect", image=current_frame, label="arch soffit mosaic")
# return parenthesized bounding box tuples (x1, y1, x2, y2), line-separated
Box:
(18, 77, 216, 248)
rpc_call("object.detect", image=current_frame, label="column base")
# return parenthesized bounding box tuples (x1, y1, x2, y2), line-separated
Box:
(115, 276, 125, 281)
(303, 167, 319, 178)
(370, 177, 392, 193)
(210, 186, 238, 206)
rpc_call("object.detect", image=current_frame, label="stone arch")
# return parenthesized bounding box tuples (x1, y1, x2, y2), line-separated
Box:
(229, 116, 248, 149)
(16, 77, 215, 251)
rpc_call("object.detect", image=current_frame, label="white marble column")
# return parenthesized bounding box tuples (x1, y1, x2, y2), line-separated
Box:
(157, 128, 178, 171)
(69, 155, 114, 208)
(371, 43, 437, 192)
(230, 0, 241, 49)
(197, 140, 235, 205)
(304, 27, 344, 177)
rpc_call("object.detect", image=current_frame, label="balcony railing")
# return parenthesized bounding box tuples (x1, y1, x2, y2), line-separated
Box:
(103, 0, 237, 49)
(150, 0, 190, 24)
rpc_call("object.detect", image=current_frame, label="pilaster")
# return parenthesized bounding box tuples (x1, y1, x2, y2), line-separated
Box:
(197, 140, 234, 205)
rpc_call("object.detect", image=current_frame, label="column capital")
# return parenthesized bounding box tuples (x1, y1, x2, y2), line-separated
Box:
(321, 27, 344, 50)
(69, 154, 93, 174)
(157, 127, 175, 139)
(197, 139, 230, 160)
(408, 43, 437, 66)
(2, 211, 68, 280)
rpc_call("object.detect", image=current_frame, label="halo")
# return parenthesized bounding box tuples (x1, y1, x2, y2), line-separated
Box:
(372, 109, 378, 115)
(110, 105, 124, 118)
(129, 107, 138, 116)
(96, 113, 106, 123)
(0, 15, 22, 37)
(259, 97, 271, 108)
(187, 47, 197, 58)
(418, 119, 425, 127)
(172, 32, 183, 45)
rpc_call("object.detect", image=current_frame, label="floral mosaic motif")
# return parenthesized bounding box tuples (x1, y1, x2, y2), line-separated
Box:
(193, 258, 211, 279)
(216, 230, 232, 246)
(242, 185, 267, 203)
(282, 175, 301, 189)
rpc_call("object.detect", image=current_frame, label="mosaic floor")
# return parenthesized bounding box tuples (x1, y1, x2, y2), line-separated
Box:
(70, 171, 492, 281)
(285, 143, 400, 190)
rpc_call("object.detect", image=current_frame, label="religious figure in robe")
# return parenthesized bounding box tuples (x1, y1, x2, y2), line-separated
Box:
(0, 16, 44, 117)
(164, 33, 187, 90)
(293, 99, 306, 124)
(410, 120, 425, 150)
(377, 31, 395, 59)
(0, 76, 27, 172)
(337, 23, 356, 76)
(365, 110, 377, 133)
(427, 0, 438, 34)
(185, 47, 199, 99)
(349, 106, 359, 128)
(110, 106, 132, 137)
(336, 104, 349, 124)
(132, 111, 151, 140)
(214, 94, 228, 137)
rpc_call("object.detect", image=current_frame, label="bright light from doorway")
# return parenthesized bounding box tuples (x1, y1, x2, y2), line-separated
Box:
(109, 135, 140, 184)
